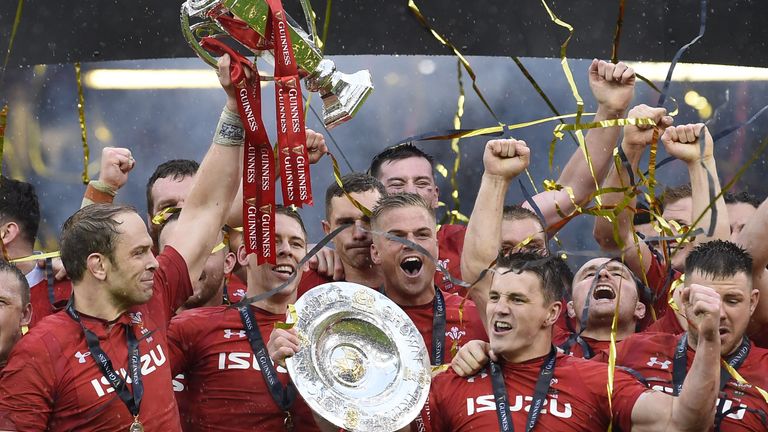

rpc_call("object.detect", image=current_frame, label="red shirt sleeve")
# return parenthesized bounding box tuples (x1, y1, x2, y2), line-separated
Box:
(167, 312, 198, 377)
(154, 246, 194, 322)
(580, 361, 648, 432)
(0, 332, 57, 430)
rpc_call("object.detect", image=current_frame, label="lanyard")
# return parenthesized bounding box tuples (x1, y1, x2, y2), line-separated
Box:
(490, 346, 557, 432)
(558, 333, 594, 359)
(65, 301, 143, 422)
(237, 305, 297, 412)
(672, 333, 750, 394)
(379, 285, 446, 366)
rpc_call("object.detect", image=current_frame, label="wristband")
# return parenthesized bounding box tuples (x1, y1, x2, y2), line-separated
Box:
(82, 181, 116, 208)
(214, 105, 245, 147)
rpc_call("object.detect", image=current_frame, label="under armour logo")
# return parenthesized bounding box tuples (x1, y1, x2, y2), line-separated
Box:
(445, 326, 466, 341)
(224, 329, 246, 339)
(75, 351, 91, 364)
(647, 357, 671, 369)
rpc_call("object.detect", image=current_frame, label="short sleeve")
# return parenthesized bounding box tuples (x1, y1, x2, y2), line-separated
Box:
(582, 364, 648, 432)
(154, 246, 194, 321)
(167, 313, 197, 377)
(0, 334, 57, 430)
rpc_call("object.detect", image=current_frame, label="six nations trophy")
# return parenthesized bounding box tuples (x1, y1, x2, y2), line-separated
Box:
(181, 0, 373, 128)
(286, 282, 431, 431)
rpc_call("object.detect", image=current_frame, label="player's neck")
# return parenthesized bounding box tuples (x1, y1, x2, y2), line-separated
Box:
(251, 296, 292, 315)
(6, 242, 35, 275)
(72, 283, 129, 322)
(344, 264, 384, 288)
(501, 335, 553, 364)
(384, 279, 435, 307)
(580, 322, 635, 341)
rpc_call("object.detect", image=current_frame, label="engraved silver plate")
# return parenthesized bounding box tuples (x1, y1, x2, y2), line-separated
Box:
(286, 282, 430, 432)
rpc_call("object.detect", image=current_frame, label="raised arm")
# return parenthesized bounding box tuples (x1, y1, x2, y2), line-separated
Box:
(80, 147, 135, 208)
(735, 197, 768, 330)
(527, 59, 635, 232)
(660, 124, 730, 244)
(593, 104, 672, 277)
(461, 139, 530, 323)
(166, 55, 244, 283)
(629, 284, 721, 432)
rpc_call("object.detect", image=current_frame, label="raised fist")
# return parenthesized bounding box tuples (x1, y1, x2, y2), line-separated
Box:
(97, 147, 135, 191)
(482, 139, 531, 181)
(661, 123, 712, 164)
(622, 104, 673, 150)
(588, 59, 636, 115)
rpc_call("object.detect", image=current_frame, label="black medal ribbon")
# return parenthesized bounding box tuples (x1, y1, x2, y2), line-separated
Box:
(490, 346, 557, 432)
(672, 332, 751, 400)
(379, 285, 446, 366)
(65, 301, 143, 422)
(237, 305, 297, 412)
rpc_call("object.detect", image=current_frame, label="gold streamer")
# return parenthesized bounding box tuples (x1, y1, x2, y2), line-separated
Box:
(0, 0, 25, 87)
(0, 105, 7, 177)
(74, 63, 89, 184)
(274, 304, 298, 330)
(539, 0, 600, 206)
(9, 250, 61, 263)
(722, 361, 768, 403)
(328, 152, 372, 217)
(610, 0, 626, 64)
(444, 59, 470, 225)
(407, 0, 502, 124)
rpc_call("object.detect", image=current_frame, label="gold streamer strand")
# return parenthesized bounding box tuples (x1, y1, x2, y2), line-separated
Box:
(444, 59, 469, 225)
(610, 0, 626, 64)
(0, 105, 7, 177)
(74, 63, 89, 184)
(407, 0, 502, 124)
(0, 0, 25, 88)
(539, 0, 601, 206)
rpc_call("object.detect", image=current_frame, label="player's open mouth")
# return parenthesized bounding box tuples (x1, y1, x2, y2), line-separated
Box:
(272, 264, 295, 279)
(400, 256, 423, 277)
(593, 284, 616, 301)
(493, 321, 513, 334)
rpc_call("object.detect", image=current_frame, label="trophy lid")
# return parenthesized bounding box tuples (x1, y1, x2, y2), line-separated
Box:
(286, 282, 431, 432)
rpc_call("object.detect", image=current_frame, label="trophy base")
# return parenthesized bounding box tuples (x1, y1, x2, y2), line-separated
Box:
(307, 60, 374, 129)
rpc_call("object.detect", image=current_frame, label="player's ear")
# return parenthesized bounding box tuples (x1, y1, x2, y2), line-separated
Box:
(544, 301, 561, 327)
(566, 300, 576, 318)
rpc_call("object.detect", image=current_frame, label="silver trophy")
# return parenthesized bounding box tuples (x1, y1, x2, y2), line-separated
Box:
(286, 282, 431, 431)
(181, 0, 373, 129)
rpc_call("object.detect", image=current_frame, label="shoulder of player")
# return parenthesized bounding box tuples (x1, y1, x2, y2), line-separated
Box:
(619, 331, 678, 350)
(440, 290, 475, 308)
(171, 305, 232, 326)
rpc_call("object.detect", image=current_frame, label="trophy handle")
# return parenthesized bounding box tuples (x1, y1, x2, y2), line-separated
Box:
(180, 5, 224, 68)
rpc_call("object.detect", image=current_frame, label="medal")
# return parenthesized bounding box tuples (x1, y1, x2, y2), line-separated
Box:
(129, 417, 144, 432)
(283, 411, 294, 431)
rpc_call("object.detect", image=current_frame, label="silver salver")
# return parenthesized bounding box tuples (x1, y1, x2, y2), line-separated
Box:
(286, 282, 431, 432)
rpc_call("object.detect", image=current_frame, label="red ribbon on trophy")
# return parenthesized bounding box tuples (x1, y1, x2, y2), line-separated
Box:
(200, 37, 277, 265)
(265, 0, 314, 207)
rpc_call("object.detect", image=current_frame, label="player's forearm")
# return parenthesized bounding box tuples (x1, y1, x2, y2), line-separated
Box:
(461, 173, 509, 282)
(736, 196, 768, 270)
(556, 104, 624, 209)
(688, 158, 729, 243)
(669, 338, 719, 431)
(593, 140, 642, 251)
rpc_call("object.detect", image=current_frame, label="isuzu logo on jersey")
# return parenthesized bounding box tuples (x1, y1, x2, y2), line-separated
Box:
(89, 345, 167, 397)
(466, 394, 573, 418)
(217, 352, 288, 373)
(224, 329, 246, 339)
(646, 357, 671, 369)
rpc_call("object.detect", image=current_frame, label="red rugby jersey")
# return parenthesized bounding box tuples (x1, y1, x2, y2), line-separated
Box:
(419, 352, 646, 431)
(552, 326, 613, 359)
(435, 224, 466, 295)
(0, 246, 193, 431)
(641, 252, 682, 329)
(167, 305, 320, 431)
(615, 332, 768, 431)
(24, 266, 72, 328)
(399, 290, 487, 364)
(644, 307, 685, 335)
